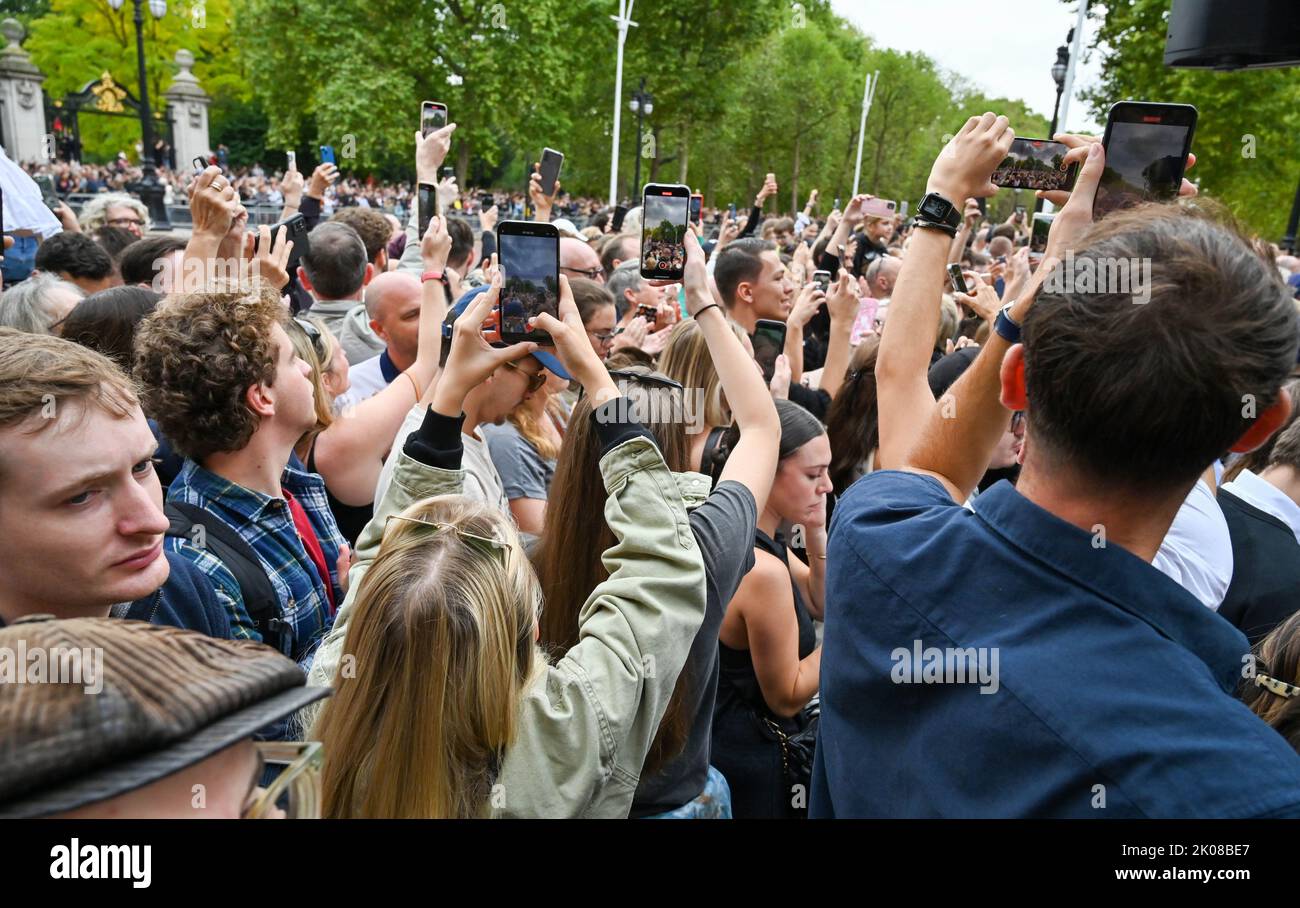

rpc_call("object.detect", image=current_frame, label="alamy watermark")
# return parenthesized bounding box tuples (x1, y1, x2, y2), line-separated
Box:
(890, 639, 1000, 694)
(595, 381, 707, 435)
(1042, 249, 1152, 305)
(0, 641, 103, 694)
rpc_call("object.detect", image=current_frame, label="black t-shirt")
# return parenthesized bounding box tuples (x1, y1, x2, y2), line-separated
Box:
(788, 382, 831, 422)
(630, 480, 757, 816)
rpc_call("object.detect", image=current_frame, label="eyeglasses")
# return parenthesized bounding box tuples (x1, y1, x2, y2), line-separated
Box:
(106, 216, 144, 227)
(591, 327, 622, 344)
(385, 514, 510, 566)
(502, 359, 547, 393)
(242, 741, 323, 819)
(1010, 410, 1025, 433)
(561, 265, 604, 281)
(293, 317, 329, 365)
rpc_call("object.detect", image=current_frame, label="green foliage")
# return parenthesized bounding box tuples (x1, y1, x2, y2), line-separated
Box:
(1081, 0, 1300, 241)
(24, 0, 246, 162)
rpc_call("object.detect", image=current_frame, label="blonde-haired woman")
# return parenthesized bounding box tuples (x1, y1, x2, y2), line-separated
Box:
(306, 274, 707, 818)
(281, 216, 452, 544)
(77, 192, 150, 237)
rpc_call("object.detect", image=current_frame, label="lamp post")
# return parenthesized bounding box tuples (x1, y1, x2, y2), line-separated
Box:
(1035, 41, 1071, 215)
(629, 78, 653, 200)
(108, 0, 170, 230)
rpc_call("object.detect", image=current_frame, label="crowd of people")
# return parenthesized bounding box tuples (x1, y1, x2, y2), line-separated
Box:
(4, 105, 1300, 821)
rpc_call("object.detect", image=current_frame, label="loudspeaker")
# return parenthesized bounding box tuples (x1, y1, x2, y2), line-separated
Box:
(1164, 0, 1300, 70)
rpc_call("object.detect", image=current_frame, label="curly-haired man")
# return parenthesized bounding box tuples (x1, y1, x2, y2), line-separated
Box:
(135, 285, 346, 669)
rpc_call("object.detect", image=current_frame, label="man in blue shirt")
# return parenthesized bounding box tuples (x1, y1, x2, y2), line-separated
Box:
(812, 114, 1300, 818)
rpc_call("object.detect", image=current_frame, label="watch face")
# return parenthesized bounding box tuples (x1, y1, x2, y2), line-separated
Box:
(921, 194, 953, 222)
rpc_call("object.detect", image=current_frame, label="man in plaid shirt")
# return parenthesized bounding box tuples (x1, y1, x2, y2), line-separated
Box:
(136, 282, 347, 670)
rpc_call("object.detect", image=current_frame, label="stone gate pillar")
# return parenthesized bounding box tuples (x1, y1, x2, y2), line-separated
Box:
(164, 49, 210, 169)
(0, 19, 49, 164)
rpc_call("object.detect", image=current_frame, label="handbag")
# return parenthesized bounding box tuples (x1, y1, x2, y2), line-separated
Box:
(757, 696, 820, 797)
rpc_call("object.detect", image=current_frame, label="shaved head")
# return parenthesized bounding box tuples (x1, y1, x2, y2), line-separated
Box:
(560, 237, 604, 284)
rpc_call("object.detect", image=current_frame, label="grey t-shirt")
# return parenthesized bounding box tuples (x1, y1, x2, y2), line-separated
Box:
(481, 422, 555, 501)
(630, 479, 758, 816)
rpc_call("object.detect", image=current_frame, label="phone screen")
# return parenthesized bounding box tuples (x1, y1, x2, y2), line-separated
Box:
(36, 175, 58, 209)
(1096, 106, 1196, 217)
(320, 145, 336, 166)
(640, 185, 690, 281)
(418, 183, 436, 240)
(813, 270, 831, 293)
(1031, 213, 1053, 253)
(752, 319, 787, 382)
(286, 150, 296, 172)
(690, 194, 703, 225)
(992, 138, 1079, 192)
(422, 102, 447, 138)
(947, 264, 969, 295)
(539, 149, 563, 198)
(497, 227, 560, 342)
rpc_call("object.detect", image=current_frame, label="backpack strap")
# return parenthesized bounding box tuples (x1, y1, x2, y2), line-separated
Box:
(165, 501, 292, 656)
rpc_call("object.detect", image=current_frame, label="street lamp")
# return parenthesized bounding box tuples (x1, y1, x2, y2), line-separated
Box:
(107, 0, 171, 230)
(629, 78, 653, 200)
(1035, 40, 1071, 214)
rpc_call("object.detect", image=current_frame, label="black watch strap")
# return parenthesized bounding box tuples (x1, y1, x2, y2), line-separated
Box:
(914, 218, 957, 237)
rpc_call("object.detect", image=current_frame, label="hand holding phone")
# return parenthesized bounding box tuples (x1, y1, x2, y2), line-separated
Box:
(496, 220, 560, 344)
(538, 148, 564, 199)
(640, 183, 691, 281)
(421, 101, 448, 138)
(1094, 101, 1197, 218)
(319, 145, 336, 166)
(752, 318, 788, 383)
(947, 263, 969, 295)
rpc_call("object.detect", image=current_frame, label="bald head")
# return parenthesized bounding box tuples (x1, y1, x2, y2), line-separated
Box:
(560, 237, 604, 284)
(364, 271, 423, 366)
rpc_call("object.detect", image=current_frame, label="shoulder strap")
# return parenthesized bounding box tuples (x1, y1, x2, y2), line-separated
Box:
(165, 501, 290, 655)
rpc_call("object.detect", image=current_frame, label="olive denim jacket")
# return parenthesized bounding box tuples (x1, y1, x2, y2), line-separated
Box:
(306, 407, 707, 818)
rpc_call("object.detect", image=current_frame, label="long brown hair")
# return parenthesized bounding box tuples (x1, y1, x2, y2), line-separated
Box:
(533, 367, 693, 774)
(825, 335, 881, 495)
(310, 495, 542, 818)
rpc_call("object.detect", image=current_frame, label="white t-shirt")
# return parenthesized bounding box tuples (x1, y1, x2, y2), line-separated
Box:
(334, 353, 389, 413)
(1153, 478, 1233, 611)
(374, 404, 510, 518)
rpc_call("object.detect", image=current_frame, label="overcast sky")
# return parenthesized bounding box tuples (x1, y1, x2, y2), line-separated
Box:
(830, 0, 1105, 134)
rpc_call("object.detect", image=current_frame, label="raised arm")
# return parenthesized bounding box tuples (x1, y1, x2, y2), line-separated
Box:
(875, 114, 1013, 476)
(680, 231, 779, 513)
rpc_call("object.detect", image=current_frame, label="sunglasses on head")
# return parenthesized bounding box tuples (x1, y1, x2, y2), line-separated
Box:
(578, 368, 685, 401)
(292, 317, 329, 365)
(385, 514, 510, 566)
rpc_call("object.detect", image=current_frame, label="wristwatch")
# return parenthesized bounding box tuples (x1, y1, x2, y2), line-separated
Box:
(994, 301, 1022, 343)
(914, 191, 961, 236)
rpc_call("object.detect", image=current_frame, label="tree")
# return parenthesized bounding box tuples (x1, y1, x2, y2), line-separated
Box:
(1080, 0, 1300, 240)
(24, 0, 244, 162)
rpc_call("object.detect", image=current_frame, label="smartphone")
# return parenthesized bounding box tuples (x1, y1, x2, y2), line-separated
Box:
(479, 193, 494, 209)
(192, 156, 207, 173)
(728, 202, 737, 219)
(286, 150, 296, 172)
(1015, 206, 1026, 218)
(538, 148, 564, 198)
(1096, 101, 1198, 218)
(812, 269, 832, 293)
(421, 101, 448, 138)
(611, 205, 628, 233)
(689, 193, 703, 226)
(496, 220, 560, 344)
(319, 145, 336, 166)
(947, 263, 969, 295)
(440, 166, 456, 182)
(833, 197, 841, 210)
(752, 318, 787, 383)
(992, 138, 1080, 193)
(252, 213, 310, 277)
(862, 198, 897, 219)
(417, 182, 436, 240)
(640, 183, 691, 281)
(636, 303, 657, 322)
(1031, 213, 1054, 253)
(898, 200, 908, 219)
(35, 174, 58, 210)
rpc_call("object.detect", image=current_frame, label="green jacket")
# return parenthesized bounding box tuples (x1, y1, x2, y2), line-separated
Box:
(306, 436, 708, 818)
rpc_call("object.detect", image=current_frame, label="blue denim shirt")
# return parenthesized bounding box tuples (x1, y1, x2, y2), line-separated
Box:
(165, 458, 343, 670)
(812, 470, 1300, 818)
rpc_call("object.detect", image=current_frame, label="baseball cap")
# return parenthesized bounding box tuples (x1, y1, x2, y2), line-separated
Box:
(0, 616, 329, 818)
(442, 284, 572, 381)
(550, 218, 584, 241)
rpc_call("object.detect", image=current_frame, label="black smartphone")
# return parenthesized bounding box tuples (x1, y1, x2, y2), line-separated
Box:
(1031, 213, 1054, 253)
(479, 193, 495, 209)
(1096, 101, 1198, 218)
(611, 205, 628, 233)
(636, 303, 657, 322)
(252, 213, 310, 278)
(690, 193, 703, 226)
(752, 318, 787, 383)
(192, 156, 207, 173)
(812, 269, 832, 293)
(947, 263, 969, 295)
(417, 182, 436, 240)
(538, 147, 564, 198)
(35, 175, 58, 210)
(992, 138, 1080, 193)
(728, 202, 737, 219)
(440, 166, 455, 182)
(496, 220, 560, 344)
(319, 145, 336, 166)
(640, 183, 691, 281)
(421, 100, 448, 138)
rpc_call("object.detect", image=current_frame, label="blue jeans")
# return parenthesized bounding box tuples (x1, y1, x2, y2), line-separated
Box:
(2, 234, 37, 288)
(643, 766, 733, 819)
